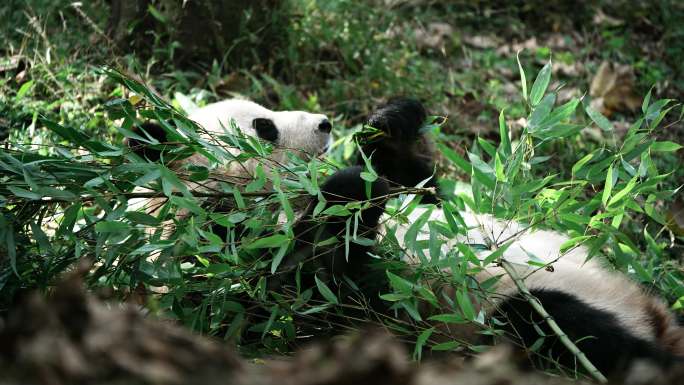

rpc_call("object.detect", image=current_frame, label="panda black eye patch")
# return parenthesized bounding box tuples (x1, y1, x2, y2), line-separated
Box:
(252, 118, 279, 142)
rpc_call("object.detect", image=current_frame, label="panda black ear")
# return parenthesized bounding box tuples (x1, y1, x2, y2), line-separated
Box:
(252, 118, 279, 142)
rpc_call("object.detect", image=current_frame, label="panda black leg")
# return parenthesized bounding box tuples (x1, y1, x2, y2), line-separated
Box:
(496, 289, 679, 378)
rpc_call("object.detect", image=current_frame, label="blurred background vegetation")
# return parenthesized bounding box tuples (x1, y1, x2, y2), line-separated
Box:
(3, 0, 683, 141)
(1, 0, 683, 367)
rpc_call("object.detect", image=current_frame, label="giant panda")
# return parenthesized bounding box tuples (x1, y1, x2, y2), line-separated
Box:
(287, 98, 684, 380)
(126, 98, 333, 234)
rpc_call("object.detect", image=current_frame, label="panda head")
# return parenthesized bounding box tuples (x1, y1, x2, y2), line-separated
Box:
(188, 99, 332, 158)
(365, 97, 427, 141)
(128, 99, 332, 162)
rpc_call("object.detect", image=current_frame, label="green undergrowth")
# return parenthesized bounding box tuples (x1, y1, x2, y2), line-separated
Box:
(0, 61, 682, 378)
(1, 0, 684, 380)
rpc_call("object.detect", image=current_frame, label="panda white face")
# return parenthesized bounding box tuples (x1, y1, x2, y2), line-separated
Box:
(188, 99, 331, 158)
(270, 110, 332, 155)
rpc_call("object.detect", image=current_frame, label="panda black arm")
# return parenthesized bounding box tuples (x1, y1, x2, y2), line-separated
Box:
(273, 166, 390, 304)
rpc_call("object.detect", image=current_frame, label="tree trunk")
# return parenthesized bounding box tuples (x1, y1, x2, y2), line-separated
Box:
(107, 0, 289, 70)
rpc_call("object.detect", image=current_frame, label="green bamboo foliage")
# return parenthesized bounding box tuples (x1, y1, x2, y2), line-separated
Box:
(0, 60, 681, 364)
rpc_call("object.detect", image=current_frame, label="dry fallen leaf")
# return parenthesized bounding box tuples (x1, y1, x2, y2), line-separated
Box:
(546, 33, 570, 49)
(593, 9, 625, 27)
(554, 61, 582, 77)
(463, 35, 500, 49)
(496, 34, 575, 57)
(589, 61, 642, 117)
(507, 117, 528, 134)
(414, 22, 455, 52)
(557, 86, 581, 104)
(496, 37, 538, 55)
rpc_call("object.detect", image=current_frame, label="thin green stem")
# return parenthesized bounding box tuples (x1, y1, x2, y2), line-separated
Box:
(500, 260, 608, 383)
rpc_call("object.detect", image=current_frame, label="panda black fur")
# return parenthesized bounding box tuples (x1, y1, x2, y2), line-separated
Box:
(271, 165, 391, 309)
(290, 98, 684, 379)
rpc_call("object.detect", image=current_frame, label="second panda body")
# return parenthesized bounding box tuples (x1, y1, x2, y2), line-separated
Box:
(386, 206, 684, 375)
(388, 206, 657, 340)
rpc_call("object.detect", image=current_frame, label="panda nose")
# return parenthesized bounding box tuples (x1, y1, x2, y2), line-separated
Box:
(318, 119, 332, 133)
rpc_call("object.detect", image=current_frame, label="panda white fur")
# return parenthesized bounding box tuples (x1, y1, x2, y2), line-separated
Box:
(288, 98, 684, 379)
(127, 99, 332, 222)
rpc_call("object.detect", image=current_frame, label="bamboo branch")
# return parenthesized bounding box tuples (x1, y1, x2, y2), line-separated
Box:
(500, 260, 608, 383)
(6, 186, 437, 204)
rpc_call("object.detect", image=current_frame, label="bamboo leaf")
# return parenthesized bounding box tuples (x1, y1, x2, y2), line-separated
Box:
(7, 186, 41, 200)
(456, 289, 475, 321)
(584, 103, 614, 132)
(413, 327, 434, 361)
(495, 152, 507, 182)
(245, 233, 289, 249)
(608, 175, 638, 207)
(530, 60, 552, 106)
(560, 235, 593, 254)
(387, 271, 414, 293)
(270, 244, 289, 274)
(651, 141, 682, 152)
(642, 86, 653, 114)
(601, 163, 615, 207)
(315, 275, 339, 305)
(431, 341, 461, 351)
(498, 109, 512, 157)
(516, 50, 528, 102)
(15, 80, 34, 100)
(572, 151, 596, 175)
